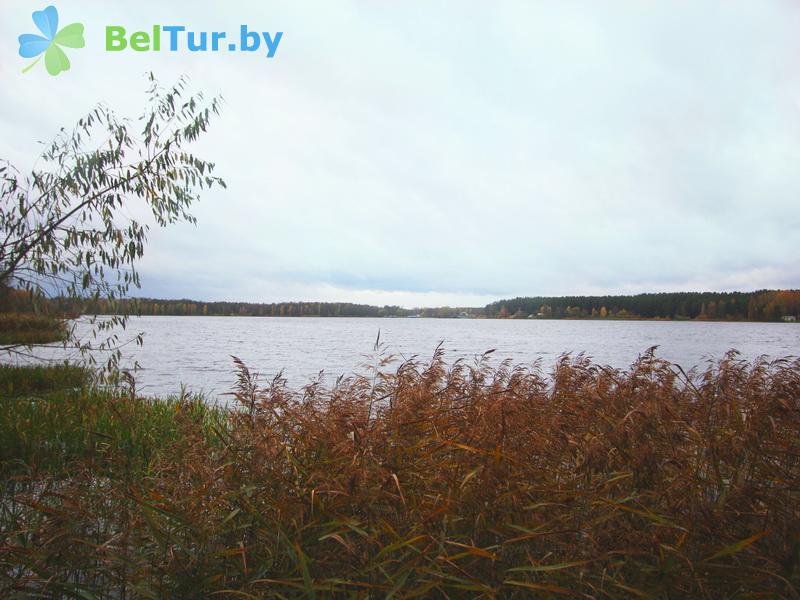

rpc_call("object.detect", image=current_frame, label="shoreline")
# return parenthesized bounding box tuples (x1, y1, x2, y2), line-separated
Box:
(84, 312, 799, 323)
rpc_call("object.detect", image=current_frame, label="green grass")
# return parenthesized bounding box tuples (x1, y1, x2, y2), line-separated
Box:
(0, 363, 89, 397)
(0, 365, 222, 477)
(0, 313, 67, 345)
(1, 353, 798, 598)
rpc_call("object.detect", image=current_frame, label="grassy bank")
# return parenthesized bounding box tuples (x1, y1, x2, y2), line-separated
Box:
(0, 313, 67, 345)
(0, 365, 221, 477)
(1, 352, 799, 598)
(0, 363, 88, 397)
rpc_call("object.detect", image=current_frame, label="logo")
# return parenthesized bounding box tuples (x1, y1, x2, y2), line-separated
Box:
(15, 7, 281, 78)
(18, 6, 85, 76)
(105, 26, 282, 57)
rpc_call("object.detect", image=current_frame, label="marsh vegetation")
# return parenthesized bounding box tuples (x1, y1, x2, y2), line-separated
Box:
(1, 350, 798, 598)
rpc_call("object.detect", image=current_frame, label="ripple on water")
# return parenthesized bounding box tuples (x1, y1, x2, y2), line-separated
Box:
(10, 317, 799, 400)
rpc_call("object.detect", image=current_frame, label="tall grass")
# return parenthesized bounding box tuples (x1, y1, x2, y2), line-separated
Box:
(0, 313, 67, 345)
(0, 363, 88, 397)
(1, 350, 799, 598)
(0, 375, 221, 478)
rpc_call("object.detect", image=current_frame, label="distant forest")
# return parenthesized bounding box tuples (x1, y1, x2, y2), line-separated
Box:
(1, 286, 799, 322)
(485, 290, 800, 321)
(0, 290, 478, 319)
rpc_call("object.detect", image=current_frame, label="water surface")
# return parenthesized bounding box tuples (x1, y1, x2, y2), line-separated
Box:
(16, 316, 800, 399)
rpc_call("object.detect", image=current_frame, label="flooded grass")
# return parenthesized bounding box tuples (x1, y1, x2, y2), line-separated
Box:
(1, 350, 798, 597)
(0, 363, 89, 397)
(0, 313, 67, 345)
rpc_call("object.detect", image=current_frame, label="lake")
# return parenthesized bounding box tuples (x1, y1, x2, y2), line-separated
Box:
(17, 316, 800, 399)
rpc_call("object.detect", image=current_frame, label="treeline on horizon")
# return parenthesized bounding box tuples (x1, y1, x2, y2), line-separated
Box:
(1, 285, 799, 322)
(95, 299, 475, 319)
(486, 289, 800, 321)
(0, 288, 478, 319)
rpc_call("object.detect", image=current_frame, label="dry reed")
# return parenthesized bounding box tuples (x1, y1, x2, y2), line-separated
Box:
(1, 348, 799, 598)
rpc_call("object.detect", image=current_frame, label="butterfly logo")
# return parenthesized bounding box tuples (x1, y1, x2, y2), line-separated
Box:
(18, 6, 85, 76)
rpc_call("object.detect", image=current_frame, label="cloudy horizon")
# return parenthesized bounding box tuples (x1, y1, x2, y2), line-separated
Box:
(2, 1, 799, 308)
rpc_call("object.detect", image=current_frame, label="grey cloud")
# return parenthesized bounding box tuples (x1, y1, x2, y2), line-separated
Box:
(1, 0, 799, 307)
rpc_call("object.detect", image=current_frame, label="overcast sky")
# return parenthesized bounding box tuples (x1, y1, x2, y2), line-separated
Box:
(2, 1, 800, 307)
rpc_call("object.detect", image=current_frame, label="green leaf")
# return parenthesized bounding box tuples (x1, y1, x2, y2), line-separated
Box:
(507, 559, 592, 573)
(54, 23, 85, 48)
(703, 531, 768, 562)
(44, 44, 70, 76)
(504, 580, 572, 594)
